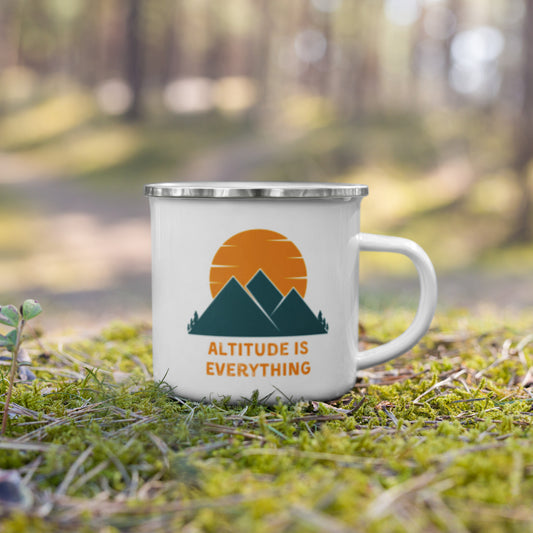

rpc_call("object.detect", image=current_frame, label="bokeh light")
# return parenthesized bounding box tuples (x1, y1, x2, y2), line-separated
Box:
(451, 26, 505, 67)
(384, 0, 421, 27)
(449, 64, 501, 97)
(449, 26, 505, 99)
(294, 29, 327, 64)
(163, 77, 213, 114)
(95, 79, 133, 116)
(213, 77, 256, 114)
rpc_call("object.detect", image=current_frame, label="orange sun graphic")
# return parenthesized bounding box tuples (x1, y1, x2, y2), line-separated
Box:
(209, 229, 307, 298)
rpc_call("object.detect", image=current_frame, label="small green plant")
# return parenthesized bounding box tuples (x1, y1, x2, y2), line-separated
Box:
(0, 299, 42, 435)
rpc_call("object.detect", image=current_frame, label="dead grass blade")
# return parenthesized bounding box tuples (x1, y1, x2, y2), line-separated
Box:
(367, 471, 440, 519)
(413, 369, 467, 404)
(0, 439, 56, 452)
(55, 446, 94, 497)
(203, 422, 265, 441)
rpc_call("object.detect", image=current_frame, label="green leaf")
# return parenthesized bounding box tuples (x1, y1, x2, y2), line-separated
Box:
(22, 299, 42, 321)
(0, 330, 17, 350)
(0, 305, 20, 327)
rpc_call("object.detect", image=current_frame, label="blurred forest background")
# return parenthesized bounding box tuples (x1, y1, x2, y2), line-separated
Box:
(1, 0, 533, 329)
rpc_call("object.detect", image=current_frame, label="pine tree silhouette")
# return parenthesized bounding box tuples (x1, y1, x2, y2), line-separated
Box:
(188, 311, 199, 332)
(318, 310, 328, 332)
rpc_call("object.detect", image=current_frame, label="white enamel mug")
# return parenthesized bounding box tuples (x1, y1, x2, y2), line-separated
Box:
(145, 182, 437, 403)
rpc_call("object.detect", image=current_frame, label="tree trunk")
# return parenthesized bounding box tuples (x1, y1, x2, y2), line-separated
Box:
(511, 0, 533, 242)
(251, 0, 273, 127)
(443, 0, 462, 106)
(123, 0, 144, 121)
(160, 2, 180, 84)
(318, 9, 333, 98)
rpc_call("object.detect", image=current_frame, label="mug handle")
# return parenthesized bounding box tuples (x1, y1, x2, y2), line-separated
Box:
(354, 233, 438, 370)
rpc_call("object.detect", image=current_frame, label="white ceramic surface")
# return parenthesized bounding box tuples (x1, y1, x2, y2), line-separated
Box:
(147, 183, 437, 403)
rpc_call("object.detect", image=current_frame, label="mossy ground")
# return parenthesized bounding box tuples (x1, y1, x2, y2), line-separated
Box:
(1, 87, 532, 532)
(1, 311, 533, 532)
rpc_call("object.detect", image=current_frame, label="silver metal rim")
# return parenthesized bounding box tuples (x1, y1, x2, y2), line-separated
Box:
(144, 182, 368, 199)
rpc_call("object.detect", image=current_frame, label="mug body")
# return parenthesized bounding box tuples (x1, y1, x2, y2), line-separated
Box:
(147, 183, 368, 403)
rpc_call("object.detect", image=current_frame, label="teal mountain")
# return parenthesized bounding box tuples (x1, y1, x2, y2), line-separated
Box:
(245, 269, 283, 314)
(188, 270, 328, 337)
(271, 288, 328, 335)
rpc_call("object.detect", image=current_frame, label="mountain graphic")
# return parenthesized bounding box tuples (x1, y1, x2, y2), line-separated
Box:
(189, 277, 279, 336)
(271, 288, 327, 336)
(189, 270, 327, 337)
(246, 269, 283, 314)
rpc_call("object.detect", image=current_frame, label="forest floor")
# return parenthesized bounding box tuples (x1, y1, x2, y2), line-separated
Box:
(1, 97, 533, 532)
(1, 316, 533, 532)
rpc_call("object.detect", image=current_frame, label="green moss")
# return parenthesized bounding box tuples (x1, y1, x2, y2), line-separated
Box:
(0, 315, 532, 531)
